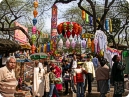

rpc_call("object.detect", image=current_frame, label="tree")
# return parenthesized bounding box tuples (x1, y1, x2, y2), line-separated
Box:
(55, 0, 129, 49)
(0, 0, 53, 45)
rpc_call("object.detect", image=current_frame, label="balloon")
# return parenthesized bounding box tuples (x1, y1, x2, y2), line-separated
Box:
(32, 18, 37, 26)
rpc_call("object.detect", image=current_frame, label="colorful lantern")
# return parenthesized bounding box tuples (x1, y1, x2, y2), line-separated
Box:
(86, 13, 89, 22)
(63, 22, 67, 32)
(33, 9, 38, 18)
(58, 38, 63, 49)
(65, 39, 70, 48)
(47, 42, 50, 52)
(91, 39, 95, 53)
(43, 44, 47, 53)
(71, 39, 76, 48)
(32, 26, 37, 34)
(89, 16, 93, 26)
(66, 31, 71, 38)
(82, 39, 86, 48)
(33, 18, 37, 26)
(57, 23, 62, 34)
(73, 23, 79, 35)
(105, 19, 109, 31)
(87, 38, 91, 48)
(109, 19, 112, 33)
(82, 10, 86, 20)
(33, 1, 38, 8)
(69, 22, 73, 32)
(31, 44, 36, 54)
(31, 34, 37, 43)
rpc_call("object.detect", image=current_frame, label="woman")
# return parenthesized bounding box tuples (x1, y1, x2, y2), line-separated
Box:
(111, 55, 126, 97)
(32, 60, 45, 97)
(96, 58, 109, 97)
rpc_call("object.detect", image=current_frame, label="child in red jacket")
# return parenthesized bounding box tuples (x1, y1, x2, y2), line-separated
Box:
(73, 62, 87, 97)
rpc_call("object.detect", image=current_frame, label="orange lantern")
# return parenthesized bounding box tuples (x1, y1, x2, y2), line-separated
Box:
(57, 23, 63, 34)
(33, 9, 38, 18)
(91, 39, 95, 52)
(31, 44, 36, 54)
(33, 1, 38, 8)
(74, 23, 79, 35)
(82, 10, 86, 20)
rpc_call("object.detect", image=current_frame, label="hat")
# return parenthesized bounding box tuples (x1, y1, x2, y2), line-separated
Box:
(77, 62, 84, 65)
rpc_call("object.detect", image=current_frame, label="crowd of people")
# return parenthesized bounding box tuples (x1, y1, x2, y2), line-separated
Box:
(0, 53, 126, 97)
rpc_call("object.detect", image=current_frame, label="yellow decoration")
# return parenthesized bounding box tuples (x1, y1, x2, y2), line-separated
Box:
(99, 50, 104, 57)
(43, 44, 47, 53)
(87, 38, 91, 48)
(33, 9, 38, 18)
(33, 1, 38, 8)
(109, 19, 112, 33)
(82, 10, 86, 20)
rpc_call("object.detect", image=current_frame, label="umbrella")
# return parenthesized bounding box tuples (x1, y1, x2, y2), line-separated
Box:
(30, 53, 48, 59)
(17, 59, 31, 63)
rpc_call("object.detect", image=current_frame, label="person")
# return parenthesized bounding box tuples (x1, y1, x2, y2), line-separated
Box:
(32, 60, 45, 97)
(83, 54, 95, 94)
(70, 54, 77, 93)
(0, 56, 18, 97)
(38, 59, 43, 69)
(73, 62, 87, 97)
(49, 67, 60, 97)
(63, 70, 71, 95)
(43, 61, 50, 97)
(111, 55, 126, 97)
(96, 58, 109, 97)
(92, 54, 99, 70)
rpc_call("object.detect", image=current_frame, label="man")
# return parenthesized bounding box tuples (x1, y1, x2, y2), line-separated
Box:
(83, 55, 95, 94)
(0, 56, 17, 97)
(92, 54, 99, 70)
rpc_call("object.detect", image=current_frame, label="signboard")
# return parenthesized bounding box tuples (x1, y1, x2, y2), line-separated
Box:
(122, 50, 129, 74)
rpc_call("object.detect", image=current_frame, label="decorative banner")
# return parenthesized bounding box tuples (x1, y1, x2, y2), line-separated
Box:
(51, 5, 58, 38)
(122, 50, 129, 74)
(14, 21, 28, 43)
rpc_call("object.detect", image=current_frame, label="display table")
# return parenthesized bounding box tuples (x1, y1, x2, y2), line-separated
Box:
(14, 90, 31, 97)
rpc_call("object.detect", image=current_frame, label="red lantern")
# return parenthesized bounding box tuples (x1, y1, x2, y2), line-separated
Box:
(72, 30, 75, 38)
(66, 31, 71, 38)
(57, 23, 63, 34)
(74, 23, 79, 35)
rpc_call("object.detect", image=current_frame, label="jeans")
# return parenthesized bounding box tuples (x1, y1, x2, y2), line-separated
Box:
(113, 94, 122, 97)
(108, 79, 110, 91)
(77, 82, 84, 97)
(49, 84, 59, 97)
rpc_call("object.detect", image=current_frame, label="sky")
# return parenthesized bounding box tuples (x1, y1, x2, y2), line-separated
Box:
(44, 1, 78, 31)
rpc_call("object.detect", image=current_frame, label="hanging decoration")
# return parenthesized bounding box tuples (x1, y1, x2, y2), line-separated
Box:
(57, 22, 82, 38)
(31, 44, 36, 54)
(71, 39, 76, 49)
(105, 19, 109, 31)
(82, 10, 86, 20)
(51, 5, 58, 38)
(31, 0, 39, 53)
(82, 39, 86, 48)
(89, 16, 93, 26)
(65, 39, 70, 48)
(58, 38, 63, 50)
(109, 19, 112, 33)
(87, 38, 91, 48)
(86, 13, 89, 23)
